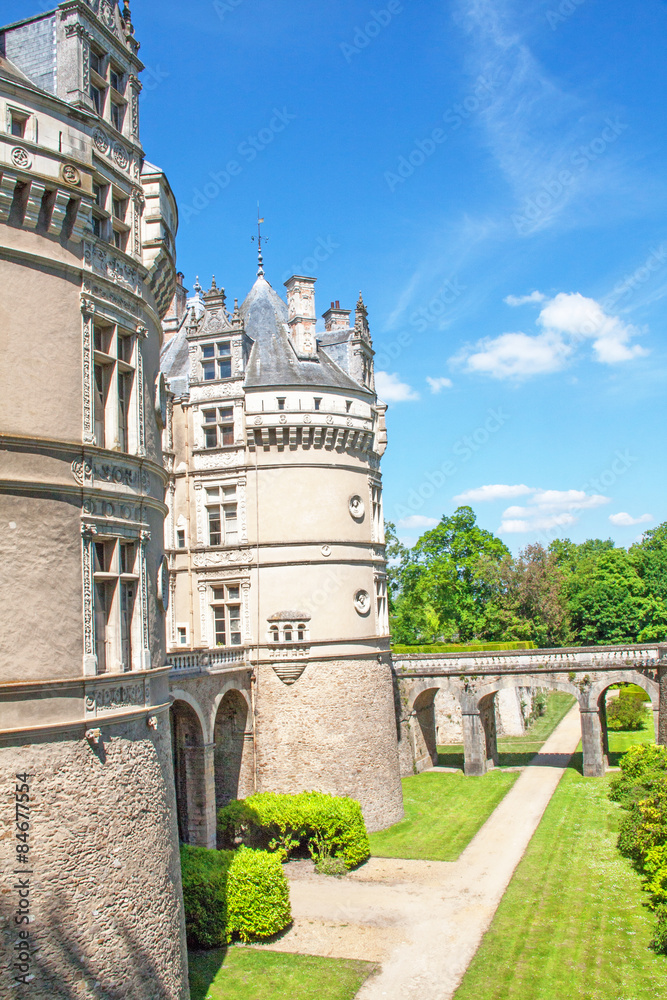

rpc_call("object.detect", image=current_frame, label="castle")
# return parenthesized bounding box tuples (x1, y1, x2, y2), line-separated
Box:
(0, 3, 402, 996)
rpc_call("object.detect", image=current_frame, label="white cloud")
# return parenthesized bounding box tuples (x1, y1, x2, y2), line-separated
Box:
(500, 513, 577, 534)
(537, 292, 648, 364)
(375, 371, 420, 402)
(609, 512, 653, 527)
(527, 489, 610, 512)
(504, 291, 546, 307)
(452, 291, 648, 380)
(453, 484, 534, 503)
(453, 330, 571, 379)
(498, 488, 611, 534)
(397, 515, 439, 529)
(426, 376, 453, 393)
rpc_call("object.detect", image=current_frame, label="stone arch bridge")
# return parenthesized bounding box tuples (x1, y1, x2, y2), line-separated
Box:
(394, 643, 667, 778)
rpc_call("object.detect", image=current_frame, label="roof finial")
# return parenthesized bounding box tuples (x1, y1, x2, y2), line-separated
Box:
(251, 205, 268, 278)
(122, 0, 132, 23)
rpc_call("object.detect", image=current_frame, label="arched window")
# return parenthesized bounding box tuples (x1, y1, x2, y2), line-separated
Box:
(283, 626, 293, 643)
(269, 625, 280, 643)
(297, 624, 306, 641)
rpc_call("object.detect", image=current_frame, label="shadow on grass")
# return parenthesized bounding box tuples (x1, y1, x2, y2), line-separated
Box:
(437, 748, 573, 770)
(188, 946, 229, 1000)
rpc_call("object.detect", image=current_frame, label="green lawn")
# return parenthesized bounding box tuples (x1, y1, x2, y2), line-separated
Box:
(188, 948, 377, 1000)
(370, 691, 578, 862)
(437, 691, 577, 770)
(605, 709, 655, 765)
(368, 769, 519, 862)
(454, 738, 665, 999)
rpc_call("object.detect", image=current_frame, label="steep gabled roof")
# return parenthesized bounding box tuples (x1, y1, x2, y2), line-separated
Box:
(242, 277, 364, 393)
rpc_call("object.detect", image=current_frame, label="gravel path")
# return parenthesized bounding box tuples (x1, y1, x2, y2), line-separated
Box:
(256, 704, 583, 999)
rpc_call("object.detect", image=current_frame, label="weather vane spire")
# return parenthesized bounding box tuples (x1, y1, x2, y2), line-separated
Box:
(251, 206, 267, 277)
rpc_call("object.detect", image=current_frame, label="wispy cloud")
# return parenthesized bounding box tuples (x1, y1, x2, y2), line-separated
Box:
(397, 515, 439, 529)
(454, 483, 534, 502)
(375, 370, 420, 402)
(499, 487, 611, 533)
(426, 376, 453, 393)
(505, 291, 546, 306)
(609, 511, 653, 527)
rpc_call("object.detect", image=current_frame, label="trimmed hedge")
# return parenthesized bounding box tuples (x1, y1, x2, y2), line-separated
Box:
(218, 790, 370, 869)
(227, 846, 291, 942)
(391, 640, 536, 654)
(180, 844, 291, 947)
(609, 743, 667, 809)
(610, 744, 667, 954)
(180, 845, 233, 948)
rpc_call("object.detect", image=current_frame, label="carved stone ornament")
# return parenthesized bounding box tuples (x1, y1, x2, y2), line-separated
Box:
(61, 163, 81, 186)
(321, 544, 332, 557)
(100, 0, 116, 29)
(113, 141, 129, 169)
(72, 458, 94, 485)
(349, 495, 365, 520)
(93, 128, 109, 153)
(354, 590, 371, 616)
(272, 662, 308, 686)
(11, 147, 31, 169)
(157, 555, 169, 611)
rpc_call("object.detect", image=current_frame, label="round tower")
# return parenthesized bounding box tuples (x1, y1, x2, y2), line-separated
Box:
(162, 269, 404, 834)
(0, 4, 187, 996)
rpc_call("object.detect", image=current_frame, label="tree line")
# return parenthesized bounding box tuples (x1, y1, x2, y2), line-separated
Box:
(386, 506, 667, 648)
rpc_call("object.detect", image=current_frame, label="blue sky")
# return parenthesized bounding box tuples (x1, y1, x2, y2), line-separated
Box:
(11, 0, 667, 551)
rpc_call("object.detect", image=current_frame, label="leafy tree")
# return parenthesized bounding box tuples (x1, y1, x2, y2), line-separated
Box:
(391, 507, 510, 643)
(567, 548, 648, 645)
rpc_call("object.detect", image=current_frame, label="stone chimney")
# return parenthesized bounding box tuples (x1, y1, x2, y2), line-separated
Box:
(284, 275, 318, 358)
(322, 300, 351, 333)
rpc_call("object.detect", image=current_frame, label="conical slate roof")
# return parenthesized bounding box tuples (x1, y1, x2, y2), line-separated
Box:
(242, 277, 363, 392)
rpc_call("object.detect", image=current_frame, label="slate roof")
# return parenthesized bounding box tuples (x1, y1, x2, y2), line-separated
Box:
(242, 277, 364, 393)
(161, 274, 370, 397)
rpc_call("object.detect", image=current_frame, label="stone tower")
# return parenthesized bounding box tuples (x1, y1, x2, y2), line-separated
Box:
(0, 3, 187, 997)
(161, 265, 404, 836)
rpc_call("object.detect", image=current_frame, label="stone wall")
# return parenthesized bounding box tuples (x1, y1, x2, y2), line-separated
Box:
(433, 685, 545, 743)
(0, 714, 189, 1000)
(255, 657, 403, 833)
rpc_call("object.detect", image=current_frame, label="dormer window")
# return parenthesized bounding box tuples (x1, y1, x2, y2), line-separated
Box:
(201, 341, 232, 380)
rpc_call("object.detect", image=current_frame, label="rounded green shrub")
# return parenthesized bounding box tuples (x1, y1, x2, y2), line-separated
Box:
(217, 790, 371, 869)
(652, 906, 667, 955)
(226, 847, 291, 942)
(609, 743, 667, 808)
(180, 845, 233, 948)
(644, 845, 667, 908)
(606, 692, 648, 731)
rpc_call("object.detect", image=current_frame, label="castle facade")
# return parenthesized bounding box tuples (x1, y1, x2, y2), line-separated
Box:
(0, 3, 402, 997)
(0, 3, 187, 997)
